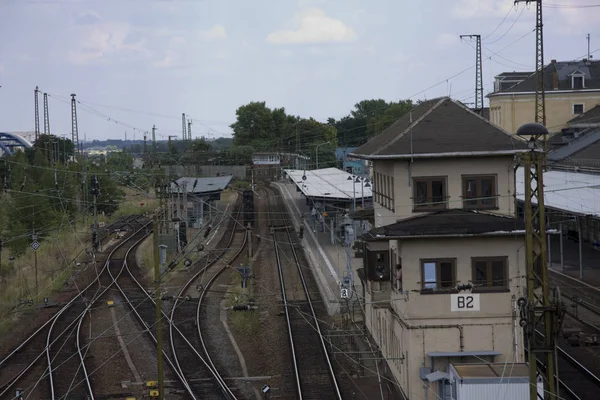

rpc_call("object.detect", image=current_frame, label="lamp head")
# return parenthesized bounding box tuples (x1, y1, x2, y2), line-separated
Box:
(516, 123, 549, 150)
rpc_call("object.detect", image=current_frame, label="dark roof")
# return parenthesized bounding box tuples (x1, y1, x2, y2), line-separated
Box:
(568, 104, 600, 126)
(548, 128, 600, 170)
(350, 97, 527, 159)
(362, 209, 525, 241)
(171, 176, 232, 194)
(490, 60, 600, 95)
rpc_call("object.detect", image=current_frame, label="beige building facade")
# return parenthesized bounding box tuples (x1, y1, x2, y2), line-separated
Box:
(371, 155, 518, 228)
(488, 59, 600, 134)
(364, 234, 526, 399)
(351, 97, 531, 399)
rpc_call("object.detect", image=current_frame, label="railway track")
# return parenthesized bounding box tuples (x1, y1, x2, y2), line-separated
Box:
(109, 203, 245, 399)
(171, 202, 247, 399)
(529, 329, 600, 400)
(264, 185, 342, 400)
(0, 215, 145, 400)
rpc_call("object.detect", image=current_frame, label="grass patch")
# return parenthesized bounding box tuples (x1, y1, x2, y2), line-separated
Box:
(0, 187, 156, 333)
(227, 269, 259, 335)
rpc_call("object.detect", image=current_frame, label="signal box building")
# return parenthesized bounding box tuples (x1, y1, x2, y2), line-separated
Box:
(349, 97, 536, 399)
(251, 152, 310, 180)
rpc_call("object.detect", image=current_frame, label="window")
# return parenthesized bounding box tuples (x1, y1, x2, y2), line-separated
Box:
(573, 104, 584, 115)
(572, 75, 584, 89)
(472, 257, 508, 291)
(421, 259, 456, 291)
(413, 177, 447, 210)
(462, 175, 497, 209)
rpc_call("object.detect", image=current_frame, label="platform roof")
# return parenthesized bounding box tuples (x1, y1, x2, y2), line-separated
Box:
(285, 167, 373, 201)
(516, 167, 600, 217)
(171, 175, 233, 194)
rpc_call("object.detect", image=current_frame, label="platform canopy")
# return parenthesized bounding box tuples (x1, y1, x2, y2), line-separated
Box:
(516, 167, 600, 217)
(171, 175, 233, 195)
(284, 167, 372, 201)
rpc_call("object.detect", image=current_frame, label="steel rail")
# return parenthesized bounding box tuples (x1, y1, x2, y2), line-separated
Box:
(264, 186, 303, 398)
(47, 218, 149, 400)
(275, 192, 343, 400)
(194, 205, 247, 400)
(0, 216, 147, 399)
(531, 329, 600, 400)
(0, 215, 140, 370)
(106, 252, 196, 398)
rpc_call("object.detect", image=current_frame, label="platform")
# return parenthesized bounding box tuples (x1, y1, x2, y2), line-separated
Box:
(273, 181, 366, 317)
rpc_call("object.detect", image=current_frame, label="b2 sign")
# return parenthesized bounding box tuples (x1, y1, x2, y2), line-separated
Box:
(451, 294, 480, 312)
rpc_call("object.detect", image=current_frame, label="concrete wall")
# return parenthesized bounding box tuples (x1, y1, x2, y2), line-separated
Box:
(489, 91, 600, 133)
(372, 156, 517, 227)
(165, 165, 248, 179)
(365, 235, 526, 399)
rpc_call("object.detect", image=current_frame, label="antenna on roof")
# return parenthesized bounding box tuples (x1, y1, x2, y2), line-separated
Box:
(587, 33, 591, 60)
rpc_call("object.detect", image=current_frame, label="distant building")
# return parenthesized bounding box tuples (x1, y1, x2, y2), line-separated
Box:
(335, 147, 367, 176)
(488, 59, 600, 133)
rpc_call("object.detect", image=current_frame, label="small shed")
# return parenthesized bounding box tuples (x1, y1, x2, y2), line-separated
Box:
(447, 363, 543, 400)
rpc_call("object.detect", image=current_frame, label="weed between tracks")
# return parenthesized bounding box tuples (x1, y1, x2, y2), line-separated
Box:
(227, 269, 260, 335)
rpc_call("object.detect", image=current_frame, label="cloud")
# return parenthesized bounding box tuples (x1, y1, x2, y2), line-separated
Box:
(452, 0, 513, 19)
(73, 10, 102, 25)
(199, 25, 227, 41)
(68, 21, 148, 65)
(266, 8, 357, 45)
(435, 33, 461, 49)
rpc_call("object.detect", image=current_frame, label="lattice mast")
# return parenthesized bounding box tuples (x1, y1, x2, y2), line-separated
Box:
(34, 87, 40, 141)
(70, 94, 80, 155)
(43, 93, 50, 135)
(182, 113, 187, 141)
(514, 2, 558, 400)
(187, 120, 192, 140)
(459, 34, 483, 113)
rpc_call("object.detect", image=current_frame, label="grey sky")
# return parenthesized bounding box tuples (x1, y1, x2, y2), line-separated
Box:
(0, 0, 597, 141)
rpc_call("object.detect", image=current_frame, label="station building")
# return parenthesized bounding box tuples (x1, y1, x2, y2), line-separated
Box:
(251, 152, 310, 180)
(348, 97, 543, 399)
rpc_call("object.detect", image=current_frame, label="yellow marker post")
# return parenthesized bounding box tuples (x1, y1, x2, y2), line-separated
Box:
(149, 390, 160, 397)
(107, 300, 114, 307)
(146, 381, 158, 388)
(125, 397, 136, 400)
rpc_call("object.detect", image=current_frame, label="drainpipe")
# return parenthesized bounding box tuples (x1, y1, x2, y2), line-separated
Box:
(392, 312, 464, 351)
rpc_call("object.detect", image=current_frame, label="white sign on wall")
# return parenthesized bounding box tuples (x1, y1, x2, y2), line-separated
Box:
(450, 294, 480, 312)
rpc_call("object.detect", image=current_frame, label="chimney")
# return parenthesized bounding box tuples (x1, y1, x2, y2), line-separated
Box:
(553, 71, 559, 90)
(583, 58, 588, 63)
(551, 59, 557, 64)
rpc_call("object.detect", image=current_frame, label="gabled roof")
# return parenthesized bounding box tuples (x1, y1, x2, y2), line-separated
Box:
(171, 176, 232, 194)
(568, 105, 600, 126)
(490, 59, 600, 95)
(362, 209, 525, 241)
(350, 97, 527, 160)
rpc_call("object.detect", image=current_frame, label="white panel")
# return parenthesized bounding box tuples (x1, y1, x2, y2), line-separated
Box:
(457, 382, 531, 400)
(450, 294, 481, 312)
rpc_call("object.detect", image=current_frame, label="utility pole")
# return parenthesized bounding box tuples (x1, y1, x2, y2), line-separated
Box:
(34, 87, 40, 142)
(459, 34, 483, 114)
(153, 210, 165, 400)
(587, 33, 591, 60)
(517, 124, 563, 400)
(515, 0, 546, 148)
(43, 93, 50, 135)
(168, 135, 177, 154)
(71, 94, 80, 156)
(187, 120, 192, 141)
(181, 113, 187, 141)
(144, 132, 148, 154)
(91, 175, 100, 251)
(152, 125, 157, 153)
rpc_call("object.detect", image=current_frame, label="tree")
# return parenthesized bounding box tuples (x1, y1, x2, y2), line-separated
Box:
(191, 138, 212, 152)
(230, 102, 279, 148)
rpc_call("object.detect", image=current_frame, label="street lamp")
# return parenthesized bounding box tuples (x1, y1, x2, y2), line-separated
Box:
(315, 142, 330, 170)
(362, 178, 371, 209)
(346, 175, 361, 210)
